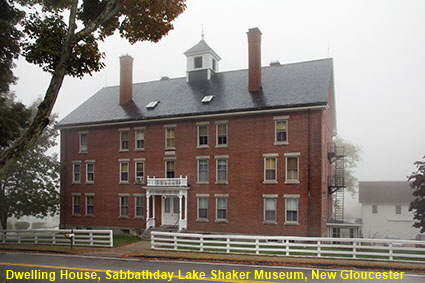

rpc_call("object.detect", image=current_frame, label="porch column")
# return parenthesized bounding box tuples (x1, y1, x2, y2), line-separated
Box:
(184, 193, 188, 223)
(146, 193, 150, 228)
(178, 194, 183, 230)
(152, 195, 156, 227)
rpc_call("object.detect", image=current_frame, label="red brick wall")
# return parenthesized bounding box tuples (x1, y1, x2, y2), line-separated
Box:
(60, 109, 331, 236)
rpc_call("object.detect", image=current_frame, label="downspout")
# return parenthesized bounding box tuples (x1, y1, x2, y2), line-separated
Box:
(307, 109, 312, 236)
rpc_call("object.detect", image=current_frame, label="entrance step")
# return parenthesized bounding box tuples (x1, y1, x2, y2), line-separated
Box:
(139, 226, 179, 239)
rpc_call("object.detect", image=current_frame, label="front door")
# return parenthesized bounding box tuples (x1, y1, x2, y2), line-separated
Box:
(162, 196, 179, 226)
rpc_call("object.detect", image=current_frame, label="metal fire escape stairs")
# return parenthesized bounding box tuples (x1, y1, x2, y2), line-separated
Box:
(328, 143, 345, 223)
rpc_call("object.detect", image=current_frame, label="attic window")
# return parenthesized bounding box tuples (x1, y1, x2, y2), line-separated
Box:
(194, 56, 202, 69)
(201, 95, 214, 103)
(146, 101, 159, 109)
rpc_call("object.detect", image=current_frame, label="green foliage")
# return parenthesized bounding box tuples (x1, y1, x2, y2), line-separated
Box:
(0, 100, 60, 230)
(15, 221, 30, 230)
(22, 13, 105, 78)
(0, 0, 25, 93)
(0, 94, 32, 148)
(409, 156, 425, 233)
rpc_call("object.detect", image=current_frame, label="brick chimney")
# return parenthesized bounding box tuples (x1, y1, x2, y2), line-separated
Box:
(247, 27, 262, 92)
(119, 55, 133, 105)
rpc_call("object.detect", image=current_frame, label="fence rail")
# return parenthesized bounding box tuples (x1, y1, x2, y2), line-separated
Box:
(151, 231, 425, 262)
(0, 229, 113, 247)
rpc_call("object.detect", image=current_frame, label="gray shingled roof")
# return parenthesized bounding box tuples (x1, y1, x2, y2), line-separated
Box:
(58, 58, 333, 128)
(358, 181, 414, 204)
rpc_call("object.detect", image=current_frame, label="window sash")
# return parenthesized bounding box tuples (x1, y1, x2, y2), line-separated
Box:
(86, 163, 94, 182)
(135, 129, 145, 149)
(216, 198, 227, 220)
(73, 164, 81, 183)
(286, 198, 298, 222)
(80, 134, 88, 152)
(217, 124, 227, 145)
(286, 157, 298, 181)
(120, 196, 129, 216)
(135, 162, 144, 183)
(86, 196, 94, 215)
(276, 121, 287, 142)
(198, 160, 208, 182)
(264, 198, 276, 221)
(120, 162, 129, 182)
(198, 125, 208, 146)
(120, 131, 129, 150)
(166, 128, 175, 148)
(73, 196, 80, 214)
(198, 197, 208, 219)
(135, 196, 144, 217)
(217, 159, 227, 182)
(166, 160, 175, 178)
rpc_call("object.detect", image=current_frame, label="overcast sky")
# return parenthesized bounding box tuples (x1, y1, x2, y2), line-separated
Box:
(11, 0, 425, 183)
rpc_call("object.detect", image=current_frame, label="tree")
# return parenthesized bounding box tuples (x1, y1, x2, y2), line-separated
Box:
(0, 99, 60, 230)
(334, 136, 362, 195)
(0, 0, 24, 93)
(408, 156, 425, 233)
(0, 0, 187, 180)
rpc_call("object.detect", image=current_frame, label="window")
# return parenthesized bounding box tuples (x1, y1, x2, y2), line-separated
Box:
(166, 160, 175, 178)
(274, 116, 288, 145)
(165, 126, 176, 149)
(263, 154, 278, 183)
(216, 157, 228, 184)
(135, 160, 144, 183)
(216, 122, 228, 147)
(86, 195, 94, 216)
(135, 128, 145, 150)
(120, 161, 129, 183)
(197, 158, 209, 183)
(194, 56, 202, 69)
(395, 205, 401, 215)
(372, 204, 378, 214)
(72, 195, 80, 215)
(197, 196, 208, 220)
(263, 196, 277, 223)
(79, 132, 88, 153)
(201, 95, 214, 103)
(146, 101, 159, 109)
(212, 58, 217, 71)
(135, 195, 144, 218)
(216, 196, 228, 221)
(285, 153, 300, 183)
(285, 195, 299, 224)
(120, 196, 129, 217)
(86, 162, 94, 183)
(72, 162, 81, 184)
(198, 124, 208, 147)
(120, 130, 129, 151)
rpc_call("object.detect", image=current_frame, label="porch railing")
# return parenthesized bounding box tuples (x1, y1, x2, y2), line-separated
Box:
(147, 176, 188, 187)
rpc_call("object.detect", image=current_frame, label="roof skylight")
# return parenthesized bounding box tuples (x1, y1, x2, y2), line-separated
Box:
(146, 101, 159, 109)
(201, 95, 214, 103)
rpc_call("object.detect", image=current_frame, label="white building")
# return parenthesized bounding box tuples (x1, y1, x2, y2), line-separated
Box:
(359, 181, 420, 240)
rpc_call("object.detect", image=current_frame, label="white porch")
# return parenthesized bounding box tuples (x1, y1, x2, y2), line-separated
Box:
(143, 176, 190, 232)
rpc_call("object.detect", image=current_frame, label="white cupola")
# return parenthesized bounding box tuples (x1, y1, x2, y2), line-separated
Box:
(184, 33, 221, 83)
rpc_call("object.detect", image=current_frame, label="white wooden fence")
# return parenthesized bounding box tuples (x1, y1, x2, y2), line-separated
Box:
(0, 229, 113, 247)
(151, 231, 425, 262)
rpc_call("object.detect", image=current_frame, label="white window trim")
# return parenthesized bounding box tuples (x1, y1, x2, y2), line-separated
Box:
(215, 194, 228, 222)
(134, 159, 145, 184)
(197, 157, 209, 184)
(134, 127, 145, 151)
(164, 125, 176, 150)
(197, 123, 209, 148)
(72, 161, 82, 184)
(215, 120, 228, 148)
(134, 194, 145, 219)
(79, 131, 88, 154)
(263, 194, 278, 224)
(284, 194, 300, 225)
(196, 194, 209, 222)
(85, 161, 95, 184)
(85, 193, 95, 217)
(274, 116, 289, 145)
(285, 153, 300, 184)
(71, 193, 81, 216)
(119, 194, 130, 218)
(119, 128, 130, 152)
(263, 153, 278, 184)
(165, 159, 176, 178)
(215, 155, 229, 184)
(119, 159, 130, 184)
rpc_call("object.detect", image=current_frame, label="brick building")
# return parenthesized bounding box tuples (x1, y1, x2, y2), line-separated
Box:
(58, 28, 338, 236)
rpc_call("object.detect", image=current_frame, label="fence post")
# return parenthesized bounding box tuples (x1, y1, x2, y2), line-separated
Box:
(151, 232, 155, 249)
(317, 240, 321, 257)
(174, 235, 178, 250)
(226, 237, 230, 253)
(17, 231, 21, 244)
(89, 231, 94, 246)
(389, 243, 393, 261)
(52, 231, 56, 245)
(352, 241, 357, 259)
(285, 240, 290, 256)
(200, 235, 204, 252)
(255, 238, 260, 255)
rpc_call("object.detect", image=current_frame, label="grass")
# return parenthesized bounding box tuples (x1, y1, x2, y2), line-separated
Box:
(113, 235, 139, 247)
